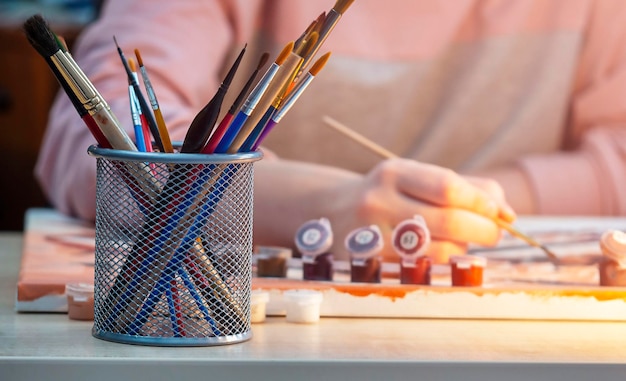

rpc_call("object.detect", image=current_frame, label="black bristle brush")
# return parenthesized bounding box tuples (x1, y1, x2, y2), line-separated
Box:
(181, 44, 247, 153)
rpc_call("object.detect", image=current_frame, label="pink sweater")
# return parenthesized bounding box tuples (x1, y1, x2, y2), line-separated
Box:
(36, 0, 626, 220)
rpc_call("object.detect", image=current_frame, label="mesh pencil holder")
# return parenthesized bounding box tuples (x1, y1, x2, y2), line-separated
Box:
(88, 145, 262, 346)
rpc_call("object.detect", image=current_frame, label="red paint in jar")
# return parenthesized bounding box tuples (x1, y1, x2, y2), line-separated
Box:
(392, 216, 432, 285)
(400, 255, 431, 285)
(449, 255, 487, 287)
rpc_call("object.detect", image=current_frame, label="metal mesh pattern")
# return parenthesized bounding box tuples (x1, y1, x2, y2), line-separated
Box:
(91, 150, 258, 346)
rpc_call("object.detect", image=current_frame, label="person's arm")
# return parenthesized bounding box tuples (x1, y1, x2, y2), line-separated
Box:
(472, 1, 626, 217)
(35, 0, 263, 220)
(254, 157, 515, 263)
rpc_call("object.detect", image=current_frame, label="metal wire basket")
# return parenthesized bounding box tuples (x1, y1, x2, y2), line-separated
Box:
(88, 145, 262, 346)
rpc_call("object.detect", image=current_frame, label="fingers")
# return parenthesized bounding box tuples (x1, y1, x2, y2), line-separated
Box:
(416, 204, 502, 246)
(361, 163, 504, 246)
(424, 240, 468, 264)
(375, 159, 502, 220)
(464, 175, 517, 223)
(357, 186, 501, 246)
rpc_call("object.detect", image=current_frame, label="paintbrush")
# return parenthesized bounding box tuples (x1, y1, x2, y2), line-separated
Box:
(129, 58, 154, 152)
(227, 48, 304, 153)
(238, 41, 313, 152)
(135, 48, 174, 153)
(24, 15, 137, 152)
(127, 70, 146, 151)
(300, 0, 354, 71)
(213, 41, 293, 153)
(251, 51, 332, 151)
(202, 52, 270, 154)
(181, 44, 247, 153)
(294, 12, 324, 52)
(41, 34, 111, 149)
(113, 36, 165, 153)
(321, 115, 560, 264)
(24, 14, 166, 205)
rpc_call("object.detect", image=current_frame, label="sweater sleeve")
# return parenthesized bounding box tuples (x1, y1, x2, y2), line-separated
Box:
(519, 126, 626, 215)
(35, 0, 263, 221)
(518, 0, 626, 216)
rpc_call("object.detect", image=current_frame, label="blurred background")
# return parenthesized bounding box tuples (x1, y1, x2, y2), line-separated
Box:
(0, 0, 101, 230)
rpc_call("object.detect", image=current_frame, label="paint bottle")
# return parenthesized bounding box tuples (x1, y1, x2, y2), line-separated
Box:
(391, 216, 432, 285)
(346, 225, 384, 283)
(598, 230, 626, 286)
(250, 289, 270, 323)
(256, 246, 291, 278)
(65, 283, 95, 321)
(284, 289, 324, 324)
(295, 218, 334, 281)
(449, 255, 487, 287)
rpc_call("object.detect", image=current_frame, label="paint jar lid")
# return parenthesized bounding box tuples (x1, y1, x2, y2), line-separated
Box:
(65, 283, 94, 300)
(251, 289, 270, 304)
(295, 218, 333, 257)
(283, 289, 324, 324)
(391, 215, 431, 265)
(344, 224, 384, 260)
(257, 246, 292, 259)
(449, 255, 487, 269)
(600, 230, 626, 268)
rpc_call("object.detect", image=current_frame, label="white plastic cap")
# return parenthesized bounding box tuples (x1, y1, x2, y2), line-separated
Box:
(600, 230, 626, 268)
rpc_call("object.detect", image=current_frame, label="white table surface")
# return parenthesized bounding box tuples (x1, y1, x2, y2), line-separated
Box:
(2, 231, 626, 380)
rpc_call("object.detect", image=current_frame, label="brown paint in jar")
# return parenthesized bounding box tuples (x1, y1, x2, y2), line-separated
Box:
(295, 218, 334, 281)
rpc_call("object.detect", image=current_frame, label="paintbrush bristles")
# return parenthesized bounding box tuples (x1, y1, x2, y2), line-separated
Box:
(23, 14, 60, 58)
(128, 57, 137, 72)
(309, 52, 331, 76)
(181, 44, 247, 153)
(134, 48, 145, 67)
(297, 31, 319, 59)
(276, 42, 294, 65)
(228, 52, 270, 115)
(334, 0, 355, 15)
(221, 44, 247, 89)
(257, 52, 270, 70)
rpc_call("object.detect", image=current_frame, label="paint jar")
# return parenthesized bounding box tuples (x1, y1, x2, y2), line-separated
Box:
(392, 216, 432, 285)
(256, 246, 291, 278)
(65, 283, 95, 321)
(284, 289, 323, 324)
(250, 290, 270, 323)
(400, 255, 432, 285)
(449, 255, 487, 287)
(295, 218, 334, 281)
(302, 252, 334, 281)
(346, 225, 384, 283)
(598, 230, 626, 286)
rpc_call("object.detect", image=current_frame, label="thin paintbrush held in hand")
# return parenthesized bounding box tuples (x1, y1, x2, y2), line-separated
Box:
(321, 116, 560, 265)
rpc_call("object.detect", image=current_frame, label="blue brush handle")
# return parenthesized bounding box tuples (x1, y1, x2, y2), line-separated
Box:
(239, 106, 276, 152)
(214, 111, 249, 153)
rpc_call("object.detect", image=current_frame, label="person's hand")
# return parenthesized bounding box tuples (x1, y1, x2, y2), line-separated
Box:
(326, 158, 516, 263)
